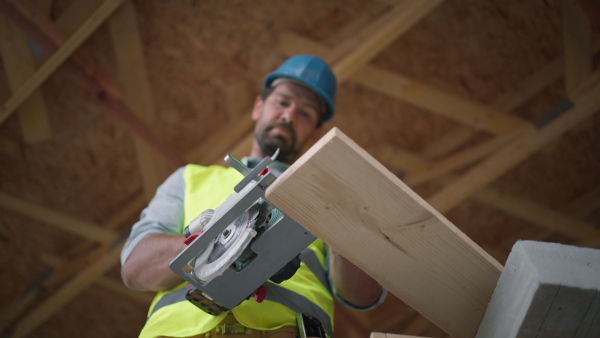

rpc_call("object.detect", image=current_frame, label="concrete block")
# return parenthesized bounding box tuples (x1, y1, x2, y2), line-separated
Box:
(476, 240, 600, 338)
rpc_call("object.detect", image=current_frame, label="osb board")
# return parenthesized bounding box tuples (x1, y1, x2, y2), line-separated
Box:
(0, 0, 598, 337)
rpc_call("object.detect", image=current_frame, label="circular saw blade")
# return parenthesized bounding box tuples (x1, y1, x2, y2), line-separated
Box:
(193, 207, 258, 281)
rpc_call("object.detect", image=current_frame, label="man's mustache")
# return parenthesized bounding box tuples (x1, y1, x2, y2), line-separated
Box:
(268, 122, 295, 139)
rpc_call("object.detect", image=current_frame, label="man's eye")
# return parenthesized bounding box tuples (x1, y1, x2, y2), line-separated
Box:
(276, 100, 290, 107)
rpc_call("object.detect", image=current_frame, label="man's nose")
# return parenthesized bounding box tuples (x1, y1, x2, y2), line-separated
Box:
(281, 106, 297, 125)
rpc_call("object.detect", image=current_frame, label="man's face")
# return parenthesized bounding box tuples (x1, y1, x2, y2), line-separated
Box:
(252, 81, 322, 163)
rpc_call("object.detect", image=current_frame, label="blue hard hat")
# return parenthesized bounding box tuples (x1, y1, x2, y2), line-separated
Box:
(264, 54, 337, 122)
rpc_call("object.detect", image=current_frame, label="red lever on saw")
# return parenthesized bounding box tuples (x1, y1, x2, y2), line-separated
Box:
(184, 231, 205, 245)
(254, 285, 267, 303)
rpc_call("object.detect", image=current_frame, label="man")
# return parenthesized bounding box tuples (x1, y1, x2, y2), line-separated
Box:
(121, 54, 385, 338)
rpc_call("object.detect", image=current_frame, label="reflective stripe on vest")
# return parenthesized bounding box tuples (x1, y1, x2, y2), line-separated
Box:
(300, 249, 330, 291)
(147, 247, 333, 336)
(149, 247, 329, 316)
(264, 282, 333, 337)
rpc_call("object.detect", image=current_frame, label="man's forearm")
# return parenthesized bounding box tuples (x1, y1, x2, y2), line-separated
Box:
(329, 248, 382, 308)
(122, 233, 188, 291)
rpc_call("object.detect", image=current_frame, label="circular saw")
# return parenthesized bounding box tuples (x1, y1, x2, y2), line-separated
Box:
(169, 151, 317, 316)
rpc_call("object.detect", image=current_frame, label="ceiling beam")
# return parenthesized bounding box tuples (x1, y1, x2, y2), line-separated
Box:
(404, 126, 529, 185)
(0, 0, 125, 124)
(0, 13, 51, 142)
(427, 80, 600, 214)
(185, 114, 255, 165)
(278, 32, 531, 135)
(1, 194, 146, 336)
(563, 0, 593, 98)
(326, 0, 445, 82)
(0, 192, 118, 244)
(8, 241, 124, 338)
(277, 31, 600, 241)
(474, 187, 600, 242)
(0, 0, 184, 168)
(108, 1, 169, 199)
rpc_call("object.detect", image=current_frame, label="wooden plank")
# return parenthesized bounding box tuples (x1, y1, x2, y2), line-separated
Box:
(427, 79, 600, 214)
(563, 0, 592, 98)
(266, 128, 502, 338)
(0, 192, 118, 244)
(0, 13, 52, 142)
(476, 241, 600, 338)
(328, 0, 445, 82)
(0, 0, 125, 125)
(108, 0, 167, 199)
(8, 242, 124, 338)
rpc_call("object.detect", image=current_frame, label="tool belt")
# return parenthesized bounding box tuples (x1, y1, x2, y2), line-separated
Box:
(163, 313, 299, 338)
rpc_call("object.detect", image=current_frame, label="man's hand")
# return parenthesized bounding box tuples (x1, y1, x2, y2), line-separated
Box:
(122, 233, 189, 291)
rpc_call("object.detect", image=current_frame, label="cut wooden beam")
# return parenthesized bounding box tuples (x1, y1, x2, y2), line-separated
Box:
(108, 0, 167, 199)
(326, 0, 445, 82)
(563, 0, 593, 98)
(0, 13, 51, 142)
(266, 128, 502, 338)
(0, 192, 118, 244)
(476, 241, 600, 338)
(427, 80, 600, 214)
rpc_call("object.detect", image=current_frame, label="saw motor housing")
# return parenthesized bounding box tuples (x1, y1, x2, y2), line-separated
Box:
(169, 152, 317, 315)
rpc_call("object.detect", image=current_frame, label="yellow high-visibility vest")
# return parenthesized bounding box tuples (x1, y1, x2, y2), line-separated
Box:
(139, 164, 334, 338)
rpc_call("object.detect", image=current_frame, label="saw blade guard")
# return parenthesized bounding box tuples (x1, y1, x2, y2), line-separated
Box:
(191, 206, 261, 281)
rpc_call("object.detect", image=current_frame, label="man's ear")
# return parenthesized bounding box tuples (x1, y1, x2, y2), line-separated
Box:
(251, 96, 264, 121)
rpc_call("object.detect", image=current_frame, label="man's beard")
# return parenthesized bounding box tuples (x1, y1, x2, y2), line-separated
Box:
(255, 122, 298, 162)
